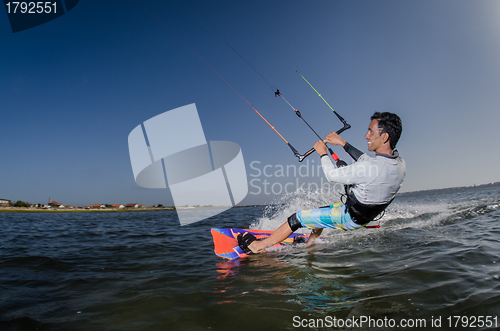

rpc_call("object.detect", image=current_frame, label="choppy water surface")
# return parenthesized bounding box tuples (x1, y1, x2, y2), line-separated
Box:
(1, 184, 500, 330)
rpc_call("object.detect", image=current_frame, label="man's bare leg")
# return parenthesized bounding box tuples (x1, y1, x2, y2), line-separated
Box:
(247, 221, 293, 253)
(246, 223, 323, 253)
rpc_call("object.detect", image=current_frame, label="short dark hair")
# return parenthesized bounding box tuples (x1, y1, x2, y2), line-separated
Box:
(371, 112, 402, 150)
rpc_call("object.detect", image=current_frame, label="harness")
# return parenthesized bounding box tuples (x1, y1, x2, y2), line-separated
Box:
(343, 187, 393, 225)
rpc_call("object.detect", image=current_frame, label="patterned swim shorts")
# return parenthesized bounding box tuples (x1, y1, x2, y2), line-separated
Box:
(296, 203, 366, 231)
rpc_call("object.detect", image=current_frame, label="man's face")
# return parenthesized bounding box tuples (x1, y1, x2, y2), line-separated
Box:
(365, 119, 385, 152)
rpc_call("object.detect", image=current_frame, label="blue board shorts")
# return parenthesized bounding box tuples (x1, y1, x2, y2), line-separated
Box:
(294, 203, 366, 231)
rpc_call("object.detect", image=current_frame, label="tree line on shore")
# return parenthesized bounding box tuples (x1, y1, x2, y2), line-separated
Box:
(12, 201, 32, 207)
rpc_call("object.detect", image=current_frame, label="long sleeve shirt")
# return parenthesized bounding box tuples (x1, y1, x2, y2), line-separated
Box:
(321, 145, 406, 205)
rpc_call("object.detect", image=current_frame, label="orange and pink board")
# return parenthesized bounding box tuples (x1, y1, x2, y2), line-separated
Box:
(211, 228, 310, 259)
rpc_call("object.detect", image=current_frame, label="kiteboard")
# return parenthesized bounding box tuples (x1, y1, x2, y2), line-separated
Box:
(211, 228, 313, 260)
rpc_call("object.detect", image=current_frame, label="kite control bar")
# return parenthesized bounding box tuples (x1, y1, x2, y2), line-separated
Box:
(275, 89, 351, 165)
(296, 120, 351, 165)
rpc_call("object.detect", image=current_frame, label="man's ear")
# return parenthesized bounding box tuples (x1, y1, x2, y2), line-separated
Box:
(382, 132, 390, 145)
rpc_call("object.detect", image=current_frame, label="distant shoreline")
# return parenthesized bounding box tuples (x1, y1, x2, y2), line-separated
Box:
(0, 205, 260, 213)
(0, 207, 175, 213)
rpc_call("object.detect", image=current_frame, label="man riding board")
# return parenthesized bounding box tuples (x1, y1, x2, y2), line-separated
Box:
(238, 112, 406, 254)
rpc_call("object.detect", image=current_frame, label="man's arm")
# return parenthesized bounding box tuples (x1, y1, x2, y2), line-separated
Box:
(343, 142, 363, 161)
(320, 154, 372, 185)
(306, 228, 323, 246)
(324, 131, 363, 160)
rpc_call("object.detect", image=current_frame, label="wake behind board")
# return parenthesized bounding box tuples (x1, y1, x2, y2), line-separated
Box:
(211, 228, 312, 260)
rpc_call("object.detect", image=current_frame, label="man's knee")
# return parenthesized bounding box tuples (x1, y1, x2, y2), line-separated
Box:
(287, 213, 303, 232)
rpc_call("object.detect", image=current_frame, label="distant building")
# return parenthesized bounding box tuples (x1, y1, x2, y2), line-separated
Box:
(48, 198, 64, 208)
(125, 203, 139, 208)
(92, 204, 105, 208)
(111, 204, 125, 208)
(48, 201, 63, 208)
(0, 199, 11, 207)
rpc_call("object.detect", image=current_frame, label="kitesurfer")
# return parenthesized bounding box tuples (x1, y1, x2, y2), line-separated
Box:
(238, 112, 406, 254)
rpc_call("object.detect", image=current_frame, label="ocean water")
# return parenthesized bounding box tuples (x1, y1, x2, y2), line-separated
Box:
(1, 183, 499, 331)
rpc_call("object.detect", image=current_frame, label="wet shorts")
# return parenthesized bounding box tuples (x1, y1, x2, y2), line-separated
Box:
(289, 203, 366, 231)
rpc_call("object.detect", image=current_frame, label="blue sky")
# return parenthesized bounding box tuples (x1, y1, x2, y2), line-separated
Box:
(1, 0, 500, 206)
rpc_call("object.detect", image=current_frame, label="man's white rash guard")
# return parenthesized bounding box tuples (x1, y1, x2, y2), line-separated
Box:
(320, 151, 406, 205)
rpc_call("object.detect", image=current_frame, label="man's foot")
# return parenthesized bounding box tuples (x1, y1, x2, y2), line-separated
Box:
(237, 232, 258, 255)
